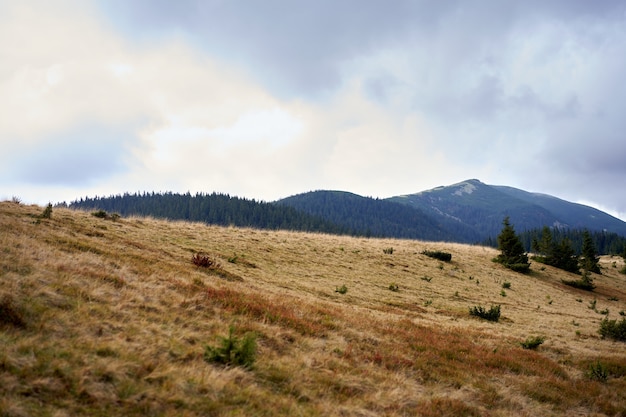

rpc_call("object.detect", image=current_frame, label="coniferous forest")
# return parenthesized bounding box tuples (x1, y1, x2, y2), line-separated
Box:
(67, 192, 351, 235)
(516, 228, 626, 256)
(66, 191, 626, 255)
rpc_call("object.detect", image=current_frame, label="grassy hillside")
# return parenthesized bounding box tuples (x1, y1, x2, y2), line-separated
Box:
(1, 201, 626, 416)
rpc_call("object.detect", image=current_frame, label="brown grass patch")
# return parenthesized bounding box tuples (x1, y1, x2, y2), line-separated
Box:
(205, 286, 336, 336)
(2, 201, 626, 416)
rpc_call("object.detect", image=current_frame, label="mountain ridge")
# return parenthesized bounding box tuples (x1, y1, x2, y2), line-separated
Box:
(386, 179, 626, 239)
(67, 179, 626, 248)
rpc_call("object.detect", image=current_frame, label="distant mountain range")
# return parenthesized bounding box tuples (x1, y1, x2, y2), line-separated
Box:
(277, 179, 626, 242)
(68, 179, 626, 251)
(386, 179, 626, 240)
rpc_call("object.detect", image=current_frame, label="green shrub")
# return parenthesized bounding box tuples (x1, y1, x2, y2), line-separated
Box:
(507, 263, 531, 273)
(41, 203, 53, 219)
(204, 326, 256, 369)
(502, 282, 511, 289)
(92, 210, 120, 221)
(92, 210, 108, 218)
(335, 285, 348, 294)
(383, 247, 394, 255)
(587, 361, 608, 382)
(388, 283, 399, 292)
(598, 317, 626, 342)
(469, 305, 501, 322)
(520, 336, 545, 350)
(421, 250, 452, 262)
(562, 277, 595, 291)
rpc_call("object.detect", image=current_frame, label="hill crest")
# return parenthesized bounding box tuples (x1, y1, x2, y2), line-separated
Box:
(1, 201, 626, 415)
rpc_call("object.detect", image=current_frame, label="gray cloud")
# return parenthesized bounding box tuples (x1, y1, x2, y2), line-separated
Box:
(98, 0, 459, 97)
(4, 1, 626, 219)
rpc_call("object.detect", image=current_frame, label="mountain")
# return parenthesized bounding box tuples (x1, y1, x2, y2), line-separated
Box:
(387, 179, 626, 240)
(66, 180, 626, 249)
(492, 185, 626, 233)
(275, 190, 454, 241)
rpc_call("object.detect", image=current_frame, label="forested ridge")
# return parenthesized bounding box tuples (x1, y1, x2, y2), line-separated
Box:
(67, 191, 455, 241)
(67, 192, 352, 235)
(66, 191, 626, 254)
(275, 190, 455, 241)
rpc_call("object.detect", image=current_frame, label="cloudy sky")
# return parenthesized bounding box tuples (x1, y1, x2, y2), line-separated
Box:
(2, 1, 626, 220)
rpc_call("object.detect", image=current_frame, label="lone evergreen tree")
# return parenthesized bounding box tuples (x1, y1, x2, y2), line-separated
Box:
(580, 230, 601, 274)
(495, 217, 530, 273)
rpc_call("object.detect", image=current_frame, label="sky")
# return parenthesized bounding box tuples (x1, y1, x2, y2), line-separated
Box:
(2, 0, 626, 220)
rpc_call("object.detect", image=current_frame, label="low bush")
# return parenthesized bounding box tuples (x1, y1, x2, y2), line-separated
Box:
(383, 247, 394, 255)
(422, 250, 452, 262)
(388, 283, 399, 292)
(335, 285, 348, 294)
(469, 305, 501, 322)
(204, 326, 256, 369)
(520, 336, 545, 350)
(92, 210, 121, 221)
(92, 210, 108, 218)
(562, 278, 595, 291)
(507, 263, 531, 273)
(587, 361, 608, 382)
(502, 282, 511, 289)
(41, 203, 53, 219)
(598, 317, 626, 342)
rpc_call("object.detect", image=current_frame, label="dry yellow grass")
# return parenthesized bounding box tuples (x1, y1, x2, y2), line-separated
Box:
(1, 201, 625, 416)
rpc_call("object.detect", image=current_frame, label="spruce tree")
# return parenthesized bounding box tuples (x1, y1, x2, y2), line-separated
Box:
(551, 238, 579, 273)
(580, 230, 601, 274)
(496, 217, 530, 273)
(532, 226, 554, 264)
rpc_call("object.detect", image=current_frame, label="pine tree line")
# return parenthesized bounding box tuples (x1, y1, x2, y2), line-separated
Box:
(66, 192, 351, 235)
(485, 227, 626, 256)
(530, 227, 600, 275)
(494, 218, 603, 290)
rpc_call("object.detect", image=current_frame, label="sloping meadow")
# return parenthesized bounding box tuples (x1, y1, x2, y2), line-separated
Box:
(1, 201, 625, 416)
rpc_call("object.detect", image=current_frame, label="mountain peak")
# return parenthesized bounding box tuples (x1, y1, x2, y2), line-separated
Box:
(450, 179, 486, 196)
